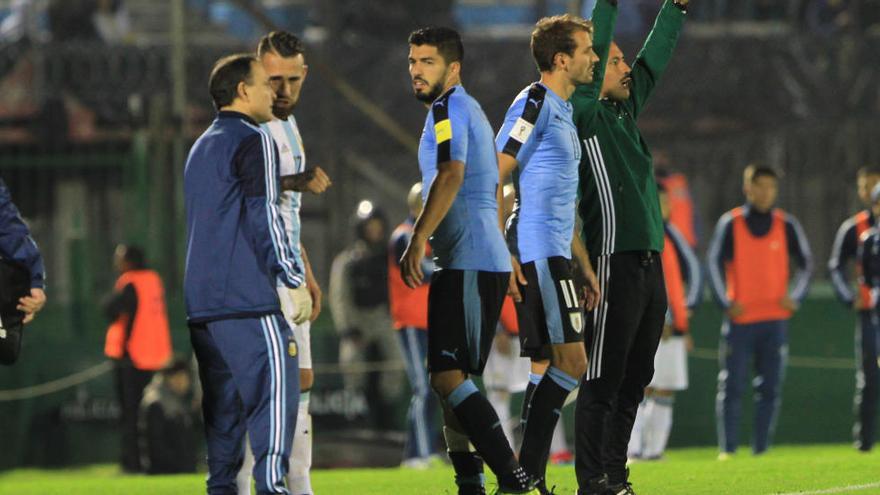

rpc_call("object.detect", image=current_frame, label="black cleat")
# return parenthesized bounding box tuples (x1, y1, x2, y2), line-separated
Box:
(605, 482, 636, 495)
(576, 474, 608, 495)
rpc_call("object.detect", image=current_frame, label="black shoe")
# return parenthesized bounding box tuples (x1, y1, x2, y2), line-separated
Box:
(605, 482, 636, 495)
(606, 468, 636, 495)
(577, 475, 608, 495)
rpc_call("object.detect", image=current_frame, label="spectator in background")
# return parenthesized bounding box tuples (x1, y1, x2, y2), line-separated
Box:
(0, 177, 46, 325)
(804, 0, 856, 33)
(92, 0, 131, 44)
(330, 200, 402, 427)
(388, 182, 440, 468)
(138, 357, 198, 474)
(104, 244, 173, 472)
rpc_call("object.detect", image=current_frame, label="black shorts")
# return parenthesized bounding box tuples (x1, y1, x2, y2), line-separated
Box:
(516, 256, 585, 359)
(427, 268, 510, 375)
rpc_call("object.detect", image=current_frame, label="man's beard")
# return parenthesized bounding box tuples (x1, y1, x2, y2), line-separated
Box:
(414, 79, 446, 104)
(272, 101, 295, 119)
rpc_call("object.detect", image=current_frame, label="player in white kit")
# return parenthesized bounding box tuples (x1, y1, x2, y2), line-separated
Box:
(237, 31, 331, 495)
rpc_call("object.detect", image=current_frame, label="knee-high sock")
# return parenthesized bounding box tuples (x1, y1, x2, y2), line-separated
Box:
(520, 372, 543, 430)
(519, 367, 578, 479)
(643, 395, 673, 458)
(448, 380, 528, 489)
(627, 398, 650, 458)
(446, 425, 486, 495)
(288, 391, 312, 494)
(549, 415, 568, 455)
(487, 389, 514, 446)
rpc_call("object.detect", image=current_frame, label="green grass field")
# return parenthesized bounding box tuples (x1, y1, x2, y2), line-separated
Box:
(1, 444, 877, 494)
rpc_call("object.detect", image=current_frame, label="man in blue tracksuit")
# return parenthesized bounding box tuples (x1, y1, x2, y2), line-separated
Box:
(184, 53, 308, 495)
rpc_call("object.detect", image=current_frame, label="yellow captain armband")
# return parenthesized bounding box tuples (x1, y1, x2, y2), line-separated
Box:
(434, 119, 452, 144)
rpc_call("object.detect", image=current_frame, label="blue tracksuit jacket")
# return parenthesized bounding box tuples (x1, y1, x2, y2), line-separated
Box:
(0, 178, 45, 289)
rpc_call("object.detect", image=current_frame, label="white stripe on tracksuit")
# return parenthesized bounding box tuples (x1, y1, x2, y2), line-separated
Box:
(584, 136, 616, 379)
(243, 121, 303, 288)
(260, 315, 288, 493)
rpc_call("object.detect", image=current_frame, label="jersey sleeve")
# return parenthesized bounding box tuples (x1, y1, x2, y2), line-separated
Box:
(828, 218, 857, 305)
(571, 0, 618, 127)
(707, 212, 734, 308)
(628, 0, 686, 118)
(235, 132, 303, 289)
(496, 85, 550, 165)
(785, 214, 813, 303)
(0, 178, 46, 288)
(432, 93, 469, 165)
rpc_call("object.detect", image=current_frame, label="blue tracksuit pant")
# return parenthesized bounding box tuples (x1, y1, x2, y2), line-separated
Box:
(191, 314, 299, 494)
(716, 319, 787, 454)
(397, 326, 438, 461)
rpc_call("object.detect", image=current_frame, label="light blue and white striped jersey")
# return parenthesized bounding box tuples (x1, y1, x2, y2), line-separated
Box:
(418, 85, 510, 273)
(496, 82, 581, 263)
(262, 115, 306, 274)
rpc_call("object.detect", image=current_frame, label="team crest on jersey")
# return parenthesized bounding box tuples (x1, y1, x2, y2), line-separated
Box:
(288, 338, 298, 357)
(570, 312, 583, 334)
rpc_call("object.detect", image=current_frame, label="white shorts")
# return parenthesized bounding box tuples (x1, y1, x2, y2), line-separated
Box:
(277, 287, 312, 369)
(483, 334, 531, 393)
(649, 336, 688, 391)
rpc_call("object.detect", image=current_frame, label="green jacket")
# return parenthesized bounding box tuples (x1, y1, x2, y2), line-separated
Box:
(572, 0, 685, 256)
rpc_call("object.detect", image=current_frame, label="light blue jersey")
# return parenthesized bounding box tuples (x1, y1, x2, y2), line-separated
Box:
(496, 82, 581, 263)
(262, 115, 305, 272)
(418, 85, 510, 273)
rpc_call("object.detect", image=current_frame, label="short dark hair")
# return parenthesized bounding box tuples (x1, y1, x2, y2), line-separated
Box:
(209, 53, 258, 110)
(120, 244, 146, 269)
(858, 166, 880, 178)
(257, 31, 305, 59)
(531, 14, 593, 72)
(408, 27, 464, 65)
(750, 166, 779, 183)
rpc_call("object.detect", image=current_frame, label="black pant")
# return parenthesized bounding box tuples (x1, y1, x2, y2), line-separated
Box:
(575, 251, 667, 487)
(114, 361, 154, 472)
(855, 310, 880, 451)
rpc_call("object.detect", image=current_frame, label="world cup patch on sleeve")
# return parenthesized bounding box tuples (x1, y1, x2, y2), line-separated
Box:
(509, 117, 534, 144)
(434, 119, 452, 144)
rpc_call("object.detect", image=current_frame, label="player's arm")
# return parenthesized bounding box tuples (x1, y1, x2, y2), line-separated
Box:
(707, 212, 734, 311)
(571, 0, 618, 115)
(859, 231, 879, 298)
(628, 0, 688, 118)
(828, 219, 858, 306)
(571, 231, 600, 311)
(671, 224, 703, 308)
(1, 178, 47, 322)
(235, 133, 303, 288)
(401, 96, 469, 288)
(784, 214, 814, 310)
(494, 88, 549, 300)
(280, 167, 332, 194)
(301, 244, 322, 321)
(401, 161, 463, 288)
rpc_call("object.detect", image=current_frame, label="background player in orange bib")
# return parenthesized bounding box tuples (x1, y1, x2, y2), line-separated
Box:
(708, 165, 813, 457)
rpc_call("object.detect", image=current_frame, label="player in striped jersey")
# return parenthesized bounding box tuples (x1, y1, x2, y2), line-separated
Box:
(829, 167, 880, 452)
(237, 31, 332, 495)
(495, 14, 600, 493)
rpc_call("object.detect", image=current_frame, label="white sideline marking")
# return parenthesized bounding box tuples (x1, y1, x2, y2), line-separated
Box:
(776, 481, 880, 494)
